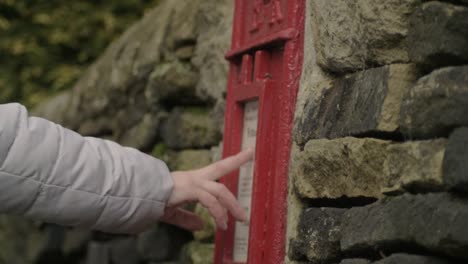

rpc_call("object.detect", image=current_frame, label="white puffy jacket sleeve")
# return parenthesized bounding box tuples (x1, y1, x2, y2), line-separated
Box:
(0, 103, 173, 234)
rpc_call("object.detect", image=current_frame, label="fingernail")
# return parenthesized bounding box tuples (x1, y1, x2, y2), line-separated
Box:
(222, 221, 228, 230)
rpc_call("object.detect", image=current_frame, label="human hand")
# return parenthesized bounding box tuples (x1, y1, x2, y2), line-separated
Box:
(160, 149, 254, 231)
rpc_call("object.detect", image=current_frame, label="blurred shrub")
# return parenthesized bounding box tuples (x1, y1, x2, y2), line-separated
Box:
(0, 0, 160, 107)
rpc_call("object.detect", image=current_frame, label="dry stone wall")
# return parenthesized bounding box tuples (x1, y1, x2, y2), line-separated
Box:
(5, 0, 233, 263)
(288, 1, 468, 264)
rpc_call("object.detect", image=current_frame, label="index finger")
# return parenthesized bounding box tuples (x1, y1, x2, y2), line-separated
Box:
(198, 149, 254, 181)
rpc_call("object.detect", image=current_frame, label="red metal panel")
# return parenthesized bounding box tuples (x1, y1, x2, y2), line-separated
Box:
(214, 60, 242, 263)
(215, 0, 305, 263)
(246, 78, 276, 264)
(240, 54, 253, 84)
(262, 2, 305, 262)
(253, 50, 270, 81)
(233, 0, 290, 49)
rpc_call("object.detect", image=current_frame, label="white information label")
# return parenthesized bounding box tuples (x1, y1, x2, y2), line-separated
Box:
(233, 100, 258, 263)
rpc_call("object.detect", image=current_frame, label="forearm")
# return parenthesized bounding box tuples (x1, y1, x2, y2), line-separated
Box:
(0, 103, 173, 233)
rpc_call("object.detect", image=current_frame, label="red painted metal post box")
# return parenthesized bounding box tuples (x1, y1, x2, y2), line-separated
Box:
(214, 0, 305, 263)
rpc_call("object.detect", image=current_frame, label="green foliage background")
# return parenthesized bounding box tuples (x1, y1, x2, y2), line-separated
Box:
(0, 0, 160, 107)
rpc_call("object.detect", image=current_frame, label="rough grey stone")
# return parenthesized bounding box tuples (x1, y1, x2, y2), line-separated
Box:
(32, 91, 72, 125)
(175, 45, 195, 60)
(408, 2, 468, 69)
(311, 0, 360, 73)
(341, 193, 468, 260)
(162, 0, 199, 53)
(76, 116, 114, 137)
(295, 64, 418, 144)
(0, 216, 47, 264)
(294, 137, 390, 199)
(289, 208, 346, 263)
(166, 149, 212, 171)
(339, 259, 371, 264)
(285, 261, 308, 264)
(443, 127, 468, 192)
(193, 204, 216, 242)
(27, 1, 231, 262)
(63, 228, 91, 256)
(210, 142, 223, 163)
(145, 60, 199, 107)
(372, 253, 451, 264)
(426, 0, 468, 6)
(118, 112, 165, 151)
(192, 0, 232, 103)
(311, 0, 420, 73)
(85, 242, 110, 264)
(137, 224, 192, 262)
(400, 66, 468, 138)
(109, 237, 139, 264)
(161, 107, 221, 149)
(36, 224, 64, 262)
(180, 241, 214, 264)
(138, 225, 171, 262)
(33, 0, 229, 148)
(382, 139, 446, 194)
(60, 0, 180, 131)
(294, 137, 455, 199)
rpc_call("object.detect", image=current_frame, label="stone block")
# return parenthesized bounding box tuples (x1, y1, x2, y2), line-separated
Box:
(175, 45, 195, 60)
(295, 64, 418, 145)
(182, 241, 214, 264)
(285, 261, 309, 264)
(86, 242, 110, 264)
(137, 224, 192, 262)
(289, 208, 346, 263)
(341, 193, 468, 260)
(167, 149, 212, 171)
(443, 127, 468, 192)
(0, 216, 47, 264)
(373, 253, 451, 264)
(294, 137, 390, 199)
(339, 259, 370, 264)
(55, 0, 180, 131)
(33, 0, 230, 141)
(400, 66, 468, 138)
(160, 107, 221, 149)
(109, 238, 139, 264)
(408, 2, 468, 69)
(193, 204, 216, 242)
(145, 60, 199, 106)
(32, 91, 72, 125)
(138, 225, 171, 262)
(383, 139, 446, 194)
(294, 137, 465, 199)
(192, 0, 233, 103)
(62, 228, 91, 256)
(311, 0, 419, 73)
(164, 0, 199, 50)
(118, 112, 165, 151)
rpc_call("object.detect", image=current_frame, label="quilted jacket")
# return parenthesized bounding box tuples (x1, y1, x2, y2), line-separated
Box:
(0, 103, 173, 233)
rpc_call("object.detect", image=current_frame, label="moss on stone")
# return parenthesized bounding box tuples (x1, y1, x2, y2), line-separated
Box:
(151, 143, 168, 158)
(185, 241, 214, 264)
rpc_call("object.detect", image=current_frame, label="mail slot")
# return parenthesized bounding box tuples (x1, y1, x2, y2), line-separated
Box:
(214, 0, 305, 263)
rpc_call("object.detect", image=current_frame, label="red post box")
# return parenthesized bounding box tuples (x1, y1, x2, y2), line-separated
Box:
(214, 0, 305, 263)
